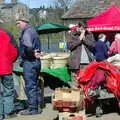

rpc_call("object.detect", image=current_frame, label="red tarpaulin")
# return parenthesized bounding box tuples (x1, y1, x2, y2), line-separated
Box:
(87, 5, 120, 32)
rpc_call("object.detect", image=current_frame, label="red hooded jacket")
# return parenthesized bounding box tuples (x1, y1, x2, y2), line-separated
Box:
(0, 29, 18, 75)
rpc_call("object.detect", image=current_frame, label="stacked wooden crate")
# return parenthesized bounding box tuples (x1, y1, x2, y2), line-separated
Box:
(58, 110, 86, 120)
(52, 88, 86, 120)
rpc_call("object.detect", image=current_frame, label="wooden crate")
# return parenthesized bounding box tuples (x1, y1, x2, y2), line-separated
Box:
(58, 110, 86, 120)
(52, 88, 84, 111)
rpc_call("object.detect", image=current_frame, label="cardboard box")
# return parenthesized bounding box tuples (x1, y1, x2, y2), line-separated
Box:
(52, 88, 84, 109)
(58, 110, 86, 120)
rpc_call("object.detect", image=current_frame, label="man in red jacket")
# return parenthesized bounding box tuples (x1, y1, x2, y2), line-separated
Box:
(0, 29, 18, 120)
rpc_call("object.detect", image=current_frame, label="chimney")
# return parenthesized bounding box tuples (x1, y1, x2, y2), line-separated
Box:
(0, 0, 4, 4)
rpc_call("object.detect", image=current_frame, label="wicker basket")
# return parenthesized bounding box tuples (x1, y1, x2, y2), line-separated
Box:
(40, 54, 52, 69)
(51, 53, 70, 68)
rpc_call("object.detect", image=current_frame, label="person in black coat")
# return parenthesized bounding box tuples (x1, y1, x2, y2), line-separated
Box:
(67, 22, 95, 88)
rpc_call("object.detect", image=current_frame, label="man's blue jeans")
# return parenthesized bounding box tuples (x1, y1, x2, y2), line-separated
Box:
(23, 59, 41, 111)
(0, 74, 14, 116)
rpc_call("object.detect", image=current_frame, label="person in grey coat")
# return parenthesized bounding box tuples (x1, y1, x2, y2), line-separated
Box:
(67, 22, 95, 88)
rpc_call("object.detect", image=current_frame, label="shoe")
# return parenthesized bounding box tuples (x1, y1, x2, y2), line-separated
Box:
(17, 109, 41, 115)
(38, 106, 43, 113)
(0, 115, 3, 120)
(39, 102, 45, 109)
(4, 113, 17, 119)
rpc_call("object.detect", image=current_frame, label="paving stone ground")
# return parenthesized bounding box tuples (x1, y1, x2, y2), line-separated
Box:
(5, 87, 120, 120)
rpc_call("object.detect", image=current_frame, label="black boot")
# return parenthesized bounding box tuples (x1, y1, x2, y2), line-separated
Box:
(0, 115, 3, 120)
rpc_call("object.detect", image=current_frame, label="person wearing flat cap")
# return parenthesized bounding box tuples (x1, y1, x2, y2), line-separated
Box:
(15, 14, 42, 115)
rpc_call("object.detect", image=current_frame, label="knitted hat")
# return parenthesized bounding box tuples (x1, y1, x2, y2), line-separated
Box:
(15, 13, 29, 23)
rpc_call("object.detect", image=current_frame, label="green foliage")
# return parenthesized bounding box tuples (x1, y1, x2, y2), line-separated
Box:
(0, 5, 69, 46)
(30, 14, 40, 26)
(29, 6, 67, 45)
(0, 23, 20, 43)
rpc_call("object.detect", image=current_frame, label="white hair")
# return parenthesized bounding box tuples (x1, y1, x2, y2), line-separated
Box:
(115, 33, 120, 40)
(98, 33, 106, 41)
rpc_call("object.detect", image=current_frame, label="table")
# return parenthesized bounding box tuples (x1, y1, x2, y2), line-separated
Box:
(13, 66, 71, 102)
(13, 67, 71, 82)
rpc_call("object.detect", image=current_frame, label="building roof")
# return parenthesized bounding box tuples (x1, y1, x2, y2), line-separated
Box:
(0, 2, 29, 23)
(0, 3, 17, 9)
(62, 0, 120, 19)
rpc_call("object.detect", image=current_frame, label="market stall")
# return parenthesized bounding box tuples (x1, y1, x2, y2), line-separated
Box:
(87, 4, 120, 42)
(82, 4, 120, 117)
(13, 52, 71, 100)
(87, 4, 120, 32)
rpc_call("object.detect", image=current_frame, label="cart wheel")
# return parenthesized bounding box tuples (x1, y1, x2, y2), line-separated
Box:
(96, 106, 103, 117)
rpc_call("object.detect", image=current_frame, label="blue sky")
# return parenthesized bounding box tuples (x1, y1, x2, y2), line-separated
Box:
(5, 0, 55, 8)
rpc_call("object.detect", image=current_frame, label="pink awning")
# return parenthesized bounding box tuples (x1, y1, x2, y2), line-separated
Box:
(87, 5, 120, 32)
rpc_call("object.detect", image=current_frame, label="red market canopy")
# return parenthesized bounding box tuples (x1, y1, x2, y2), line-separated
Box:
(87, 5, 120, 32)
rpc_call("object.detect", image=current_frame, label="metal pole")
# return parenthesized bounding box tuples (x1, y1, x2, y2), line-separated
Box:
(48, 34, 50, 52)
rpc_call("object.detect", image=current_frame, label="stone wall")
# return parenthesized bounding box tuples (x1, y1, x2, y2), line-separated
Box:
(0, 3, 29, 23)
(0, 0, 4, 4)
